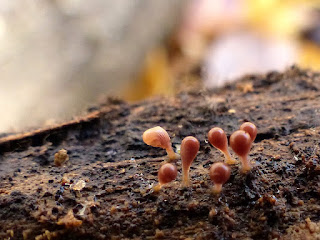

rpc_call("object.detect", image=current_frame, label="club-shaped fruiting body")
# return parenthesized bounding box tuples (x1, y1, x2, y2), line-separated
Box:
(158, 163, 178, 186)
(209, 162, 231, 194)
(240, 122, 257, 142)
(230, 130, 252, 173)
(142, 126, 178, 161)
(208, 127, 237, 164)
(180, 136, 200, 187)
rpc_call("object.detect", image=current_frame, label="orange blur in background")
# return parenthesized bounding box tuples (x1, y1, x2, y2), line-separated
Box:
(0, 0, 320, 133)
(132, 0, 320, 99)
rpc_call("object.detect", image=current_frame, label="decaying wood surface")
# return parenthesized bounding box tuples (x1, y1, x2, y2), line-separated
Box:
(0, 67, 320, 239)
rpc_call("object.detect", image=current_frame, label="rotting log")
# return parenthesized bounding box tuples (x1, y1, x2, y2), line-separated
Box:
(0, 67, 320, 239)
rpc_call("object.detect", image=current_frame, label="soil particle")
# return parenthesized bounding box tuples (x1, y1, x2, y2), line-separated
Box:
(54, 149, 69, 167)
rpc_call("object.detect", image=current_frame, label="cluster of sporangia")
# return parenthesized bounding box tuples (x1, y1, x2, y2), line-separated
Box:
(142, 122, 257, 194)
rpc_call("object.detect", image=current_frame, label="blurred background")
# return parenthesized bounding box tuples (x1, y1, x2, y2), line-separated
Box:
(0, 0, 320, 133)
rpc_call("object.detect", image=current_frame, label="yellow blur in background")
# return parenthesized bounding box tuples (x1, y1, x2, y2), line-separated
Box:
(125, 47, 174, 101)
(1, 0, 320, 133)
(131, 0, 320, 100)
(246, 0, 320, 69)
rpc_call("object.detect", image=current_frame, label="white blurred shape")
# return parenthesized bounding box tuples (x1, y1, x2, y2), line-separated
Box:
(203, 32, 297, 88)
(0, 16, 7, 39)
(0, 0, 185, 133)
